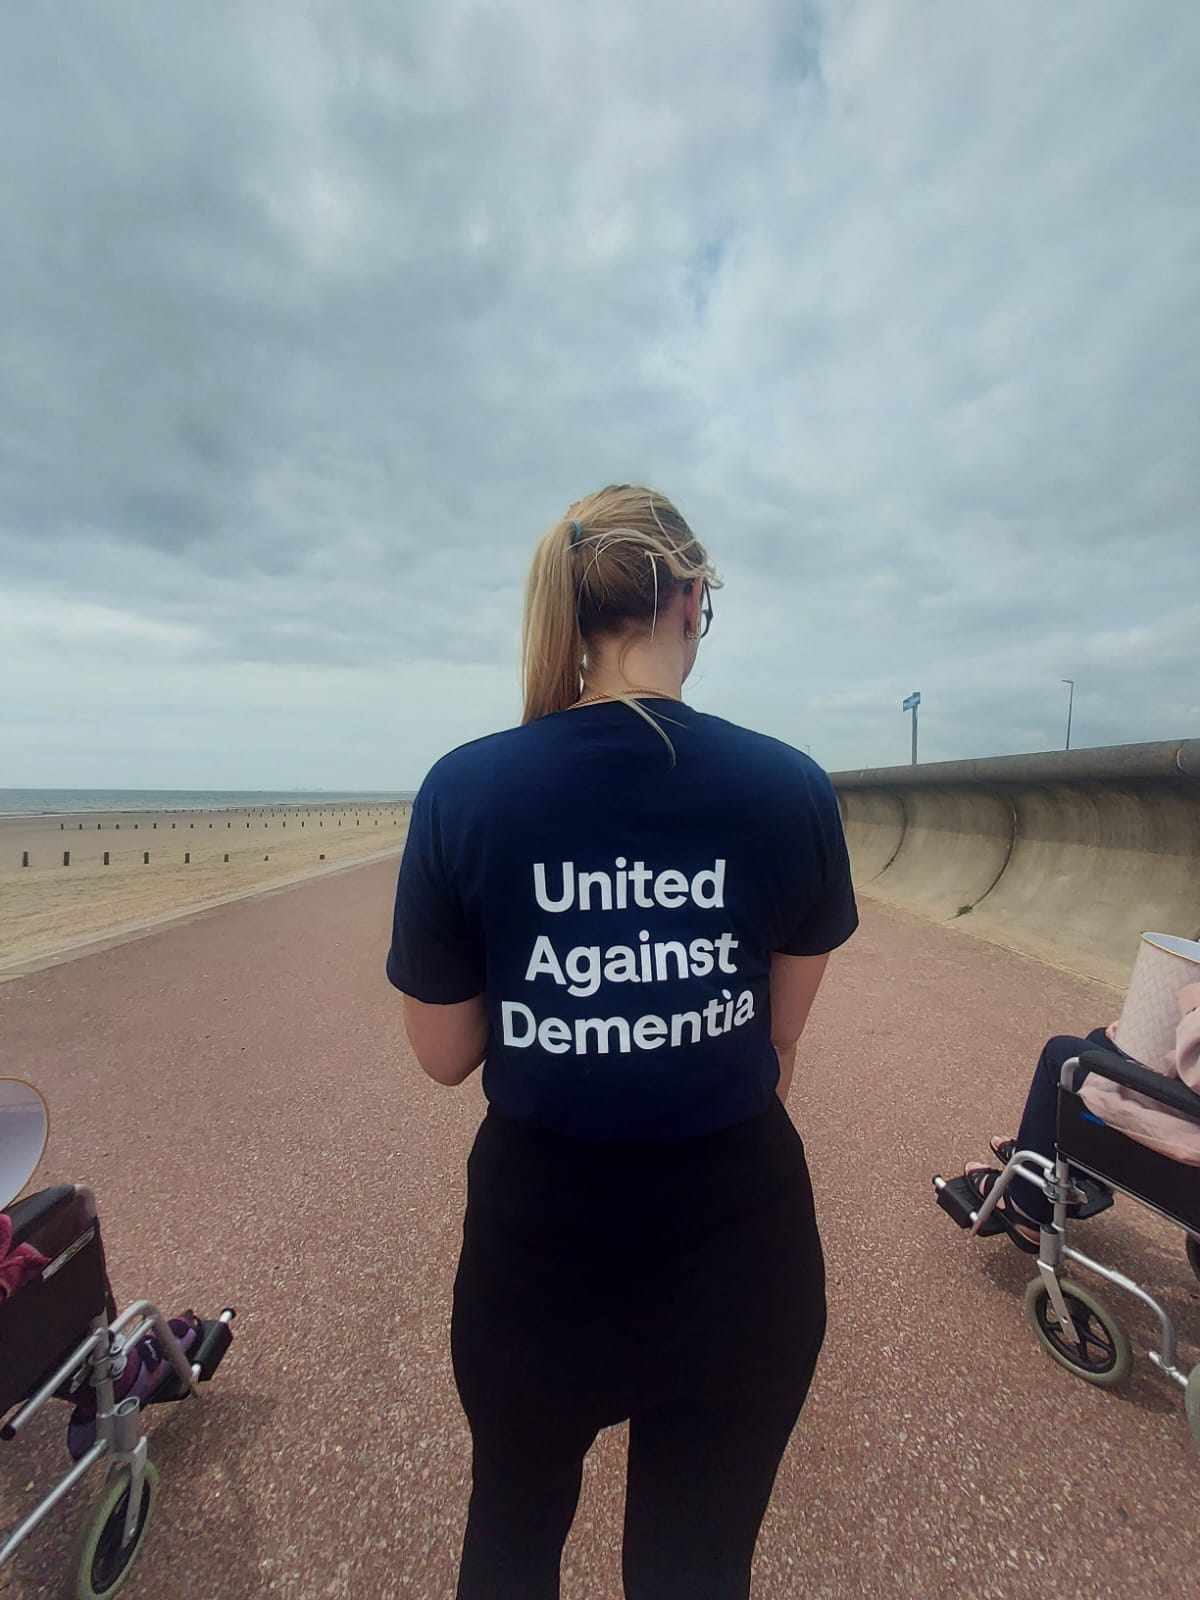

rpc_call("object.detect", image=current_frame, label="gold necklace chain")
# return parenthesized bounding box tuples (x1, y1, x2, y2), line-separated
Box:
(571, 684, 683, 709)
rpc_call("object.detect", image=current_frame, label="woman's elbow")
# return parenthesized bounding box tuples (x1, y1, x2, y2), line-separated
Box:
(417, 1049, 482, 1088)
(401, 994, 488, 1087)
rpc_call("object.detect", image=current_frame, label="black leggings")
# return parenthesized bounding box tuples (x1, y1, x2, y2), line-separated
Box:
(450, 1095, 827, 1599)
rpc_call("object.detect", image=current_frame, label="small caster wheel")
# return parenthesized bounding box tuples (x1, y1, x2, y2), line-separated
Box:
(1186, 1365, 1200, 1454)
(1186, 1234, 1200, 1284)
(1024, 1277, 1132, 1388)
(74, 1460, 158, 1599)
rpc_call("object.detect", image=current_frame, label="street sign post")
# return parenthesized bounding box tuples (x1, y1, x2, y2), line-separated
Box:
(902, 692, 921, 764)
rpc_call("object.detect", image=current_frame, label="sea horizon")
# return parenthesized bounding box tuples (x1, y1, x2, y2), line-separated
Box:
(0, 787, 416, 817)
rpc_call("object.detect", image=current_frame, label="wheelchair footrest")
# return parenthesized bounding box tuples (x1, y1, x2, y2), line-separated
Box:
(149, 1313, 235, 1405)
(1067, 1175, 1114, 1221)
(192, 1313, 234, 1383)
(934, 1175, 1008, 1236)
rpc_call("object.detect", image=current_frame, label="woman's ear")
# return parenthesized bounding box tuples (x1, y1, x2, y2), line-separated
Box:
(681, 579, 702, 636)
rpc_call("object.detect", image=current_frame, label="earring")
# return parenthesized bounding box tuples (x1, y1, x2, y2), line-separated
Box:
(684, 627, 701, 642)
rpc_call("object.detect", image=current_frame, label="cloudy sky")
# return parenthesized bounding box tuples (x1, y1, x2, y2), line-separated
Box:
(3, 1, 1197, 789)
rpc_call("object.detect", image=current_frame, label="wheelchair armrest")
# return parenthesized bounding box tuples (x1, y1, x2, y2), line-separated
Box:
(5, 1186, 78, 1248)
(1076, 1047, 1200, 1124)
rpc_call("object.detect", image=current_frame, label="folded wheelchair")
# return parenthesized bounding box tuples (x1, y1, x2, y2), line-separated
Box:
(933, 1045, 1200, 1453)
(1, 1096, 235, 1598)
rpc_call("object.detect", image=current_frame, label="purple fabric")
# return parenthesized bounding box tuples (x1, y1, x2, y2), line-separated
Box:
(67, 1313, 200, 1460)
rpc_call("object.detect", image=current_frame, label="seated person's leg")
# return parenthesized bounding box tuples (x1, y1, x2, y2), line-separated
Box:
(1008, 1033, 1098, 1223)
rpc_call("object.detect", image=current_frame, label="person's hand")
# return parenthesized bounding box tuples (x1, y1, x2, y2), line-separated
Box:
(1105, 1019, 1120, 1042)
(1177, 982, 1200, 1018)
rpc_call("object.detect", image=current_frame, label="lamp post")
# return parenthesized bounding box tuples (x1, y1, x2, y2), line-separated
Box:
(1062, 678, 1074, 751)
(902, 691, 921, 765)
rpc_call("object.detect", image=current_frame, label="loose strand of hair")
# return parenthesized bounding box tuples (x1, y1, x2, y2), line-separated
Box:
(606, 694, 680, 766)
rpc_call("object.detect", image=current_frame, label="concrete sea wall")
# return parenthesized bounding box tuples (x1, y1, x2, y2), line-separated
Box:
(830, 740, 1200, 988)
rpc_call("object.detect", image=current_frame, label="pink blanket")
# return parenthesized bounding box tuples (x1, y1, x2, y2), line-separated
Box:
(1081, 982, 1200, 1164)
(0, 1212, 49, 1305)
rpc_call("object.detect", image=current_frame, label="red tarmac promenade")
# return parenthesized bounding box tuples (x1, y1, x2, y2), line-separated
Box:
(1, 860, 1196, 1598)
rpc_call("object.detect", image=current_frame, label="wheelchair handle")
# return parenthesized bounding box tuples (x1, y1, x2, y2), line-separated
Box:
(1075, 1047, 1200, 1125)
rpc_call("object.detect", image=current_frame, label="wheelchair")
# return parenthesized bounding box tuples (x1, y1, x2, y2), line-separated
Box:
(1, 1082, 235, 1598)
(933, 1045, 1200, 1453)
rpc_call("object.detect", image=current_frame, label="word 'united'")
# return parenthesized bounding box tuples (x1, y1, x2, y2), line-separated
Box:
(533, 858, 726, 913)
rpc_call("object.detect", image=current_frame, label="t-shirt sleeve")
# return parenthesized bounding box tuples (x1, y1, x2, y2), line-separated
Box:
(385, 775, 485, 1004)
(773, 765, 859, 957)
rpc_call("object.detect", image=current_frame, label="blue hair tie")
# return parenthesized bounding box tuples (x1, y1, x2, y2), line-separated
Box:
(569, 519, 582, 545)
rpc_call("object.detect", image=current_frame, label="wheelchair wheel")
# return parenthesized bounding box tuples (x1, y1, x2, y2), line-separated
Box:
(1024, 1277, 1131, 1388)
(1186, 1365, 1200, 1454)
(73, 1460, 158, 1599)
(1186, 1234, 1200, 1284)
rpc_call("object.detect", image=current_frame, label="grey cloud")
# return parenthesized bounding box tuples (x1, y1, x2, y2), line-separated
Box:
(1, 0, 1198, 786)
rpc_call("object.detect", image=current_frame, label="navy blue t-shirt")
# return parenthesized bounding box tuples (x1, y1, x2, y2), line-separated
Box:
(386, 699, 858, 1140)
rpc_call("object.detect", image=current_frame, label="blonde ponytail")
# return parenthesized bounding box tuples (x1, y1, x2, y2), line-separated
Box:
(520, 485, 719, 735)
(521, 521, 587, 723)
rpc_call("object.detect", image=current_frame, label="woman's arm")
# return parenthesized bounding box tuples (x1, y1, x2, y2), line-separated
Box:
(769, 952, 830, 1103)
(402, 993, 489, 1087)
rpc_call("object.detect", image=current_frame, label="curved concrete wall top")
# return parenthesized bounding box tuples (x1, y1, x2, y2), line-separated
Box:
(834, 738, 1200, 791)
(831, 739, 1200, 988)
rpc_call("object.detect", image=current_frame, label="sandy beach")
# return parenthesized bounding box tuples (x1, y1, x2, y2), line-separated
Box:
(0, 801, 410, 974)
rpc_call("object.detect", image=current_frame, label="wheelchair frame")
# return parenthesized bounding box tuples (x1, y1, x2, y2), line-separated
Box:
(0, 1182, 235, 1585)
(959, 1095, 1191, 1394)
(934, 1047, 1200, 1447)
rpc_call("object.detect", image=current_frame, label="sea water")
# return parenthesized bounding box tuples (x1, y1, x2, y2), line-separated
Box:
(0, 788, 414, 817)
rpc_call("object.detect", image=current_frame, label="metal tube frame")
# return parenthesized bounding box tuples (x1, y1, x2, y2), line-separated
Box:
(955, 1057, 1190, 1389)
(1, 1299, 209, 1570)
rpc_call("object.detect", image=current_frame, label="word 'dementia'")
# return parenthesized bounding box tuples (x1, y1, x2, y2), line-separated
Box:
(502, 989, 756, 1056)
